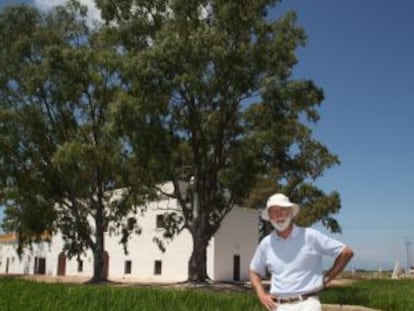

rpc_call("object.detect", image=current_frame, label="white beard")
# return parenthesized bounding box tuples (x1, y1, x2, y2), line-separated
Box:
(271, 215, 292, 232)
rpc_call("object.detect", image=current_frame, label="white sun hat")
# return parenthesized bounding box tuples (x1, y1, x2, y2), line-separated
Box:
(261, 193, 300, 221)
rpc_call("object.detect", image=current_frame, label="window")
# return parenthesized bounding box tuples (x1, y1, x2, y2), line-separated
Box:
(124, 260, 132, 274)
(78, 260, 83, 272)
(154, 260, 162, 275)
(156, 214, 164, 229)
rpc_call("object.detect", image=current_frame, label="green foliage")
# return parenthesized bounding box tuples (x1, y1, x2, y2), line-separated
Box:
(1, 0, 343, 283)
(103, 0, 342, 280)
(0, 3, 151, 281)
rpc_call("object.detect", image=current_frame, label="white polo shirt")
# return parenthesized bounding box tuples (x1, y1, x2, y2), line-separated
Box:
(250, 225, 345, 297)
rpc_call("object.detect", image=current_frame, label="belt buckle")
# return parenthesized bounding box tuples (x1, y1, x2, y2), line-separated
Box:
(276, 290, 319, 304)
(278, 295, 302, 304)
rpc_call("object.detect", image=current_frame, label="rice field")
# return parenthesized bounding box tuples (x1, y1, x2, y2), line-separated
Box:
(1, 277, 414, 311)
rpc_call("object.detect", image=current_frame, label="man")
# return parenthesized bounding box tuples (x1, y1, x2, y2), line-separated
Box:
(249, 193, 354, 311)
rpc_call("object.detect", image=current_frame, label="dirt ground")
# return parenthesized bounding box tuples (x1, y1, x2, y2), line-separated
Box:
(11, 275, 381, 311)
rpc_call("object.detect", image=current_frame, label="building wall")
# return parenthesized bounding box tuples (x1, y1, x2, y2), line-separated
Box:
(212, 207, 259, 281)
(104, 198, 193, 282)
(0, 195, 259, 282)
(0, 239, 51, 275)
(33, 197, 192, 281)
(0, 243, 21, 274)
(45, 232, 94, 277)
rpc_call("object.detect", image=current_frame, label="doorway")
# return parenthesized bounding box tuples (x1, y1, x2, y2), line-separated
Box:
(233, 255, 240, 281)
(57, 252, 66, 276)
(34, 257, 46, 274)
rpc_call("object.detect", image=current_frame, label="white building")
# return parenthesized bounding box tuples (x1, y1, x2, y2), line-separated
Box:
(0, 188, 259, 283)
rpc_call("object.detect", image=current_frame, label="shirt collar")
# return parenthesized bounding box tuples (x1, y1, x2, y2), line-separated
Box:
(273, 224, 299, 240)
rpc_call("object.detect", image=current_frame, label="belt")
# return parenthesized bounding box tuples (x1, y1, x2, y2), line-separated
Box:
(273, 291, 319, 304)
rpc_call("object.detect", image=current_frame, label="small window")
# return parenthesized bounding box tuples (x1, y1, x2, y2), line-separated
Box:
(156, 215, 164, 229)
(78, 260, 83, 272)
(154, 260, 162, 275)
(124, 260, 132, 274)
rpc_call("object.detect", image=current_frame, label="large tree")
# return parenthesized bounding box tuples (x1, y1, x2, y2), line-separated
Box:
(0, 3, 150, 282)
(96, 0, 341, 283)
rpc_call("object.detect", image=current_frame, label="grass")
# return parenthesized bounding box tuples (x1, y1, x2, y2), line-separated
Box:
(1, 277, 414, 310)
(0, 278, 262, 311)
(320, 279, 414, 311)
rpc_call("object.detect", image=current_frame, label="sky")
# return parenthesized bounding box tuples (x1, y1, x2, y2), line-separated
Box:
(1, 0, 414, 271)
(275, 0, 414, 272)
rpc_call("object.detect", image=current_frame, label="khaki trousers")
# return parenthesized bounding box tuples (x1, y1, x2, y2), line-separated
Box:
(273, 296, 322, 311)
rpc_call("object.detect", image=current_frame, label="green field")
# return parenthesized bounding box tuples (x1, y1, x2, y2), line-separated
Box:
(320, 279, 414, 311)
(1, 277, 414, 311)
(0, 278, 262, 311)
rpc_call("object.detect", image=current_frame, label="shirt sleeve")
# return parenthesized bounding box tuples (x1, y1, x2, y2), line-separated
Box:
(249, 238, 268, 277)
(311, 229, 346, 258)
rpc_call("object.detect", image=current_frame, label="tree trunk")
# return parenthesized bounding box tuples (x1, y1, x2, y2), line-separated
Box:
(188, 236, 209, 283)
(91, 203, 107, 283)
(91, 241, 106, 282)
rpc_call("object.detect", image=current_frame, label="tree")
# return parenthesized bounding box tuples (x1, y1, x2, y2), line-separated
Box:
(0, 2, 150, 282)
(97, 0, 342, 283)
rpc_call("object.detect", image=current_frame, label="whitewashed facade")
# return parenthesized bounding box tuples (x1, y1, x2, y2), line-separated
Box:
(0, 191, 258, 282)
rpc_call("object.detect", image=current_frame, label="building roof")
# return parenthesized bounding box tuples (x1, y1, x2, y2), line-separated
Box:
(0, 233, 17, 243)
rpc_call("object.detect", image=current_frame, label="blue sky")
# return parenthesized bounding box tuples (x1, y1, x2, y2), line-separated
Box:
(1, 0, 414, 271)
(276, 0, 414, 271)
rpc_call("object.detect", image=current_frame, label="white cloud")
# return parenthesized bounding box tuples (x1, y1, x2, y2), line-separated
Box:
(34, 0, 102, 27)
